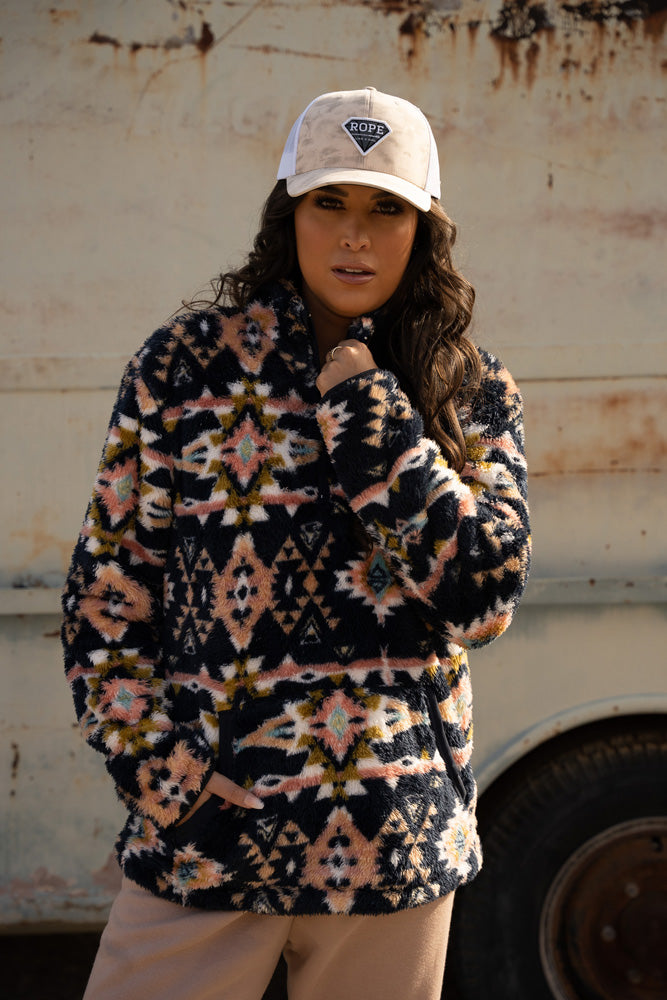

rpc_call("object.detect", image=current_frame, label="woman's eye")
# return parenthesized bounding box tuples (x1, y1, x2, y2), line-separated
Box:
(313, 195, 343, 210)
(375, 200, 403, 216)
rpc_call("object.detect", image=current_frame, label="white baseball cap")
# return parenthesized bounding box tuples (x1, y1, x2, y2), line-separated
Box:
(277, 87, 441, 213)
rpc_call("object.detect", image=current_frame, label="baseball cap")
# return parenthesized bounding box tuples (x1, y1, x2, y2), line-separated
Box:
(277, 87, 440, 213)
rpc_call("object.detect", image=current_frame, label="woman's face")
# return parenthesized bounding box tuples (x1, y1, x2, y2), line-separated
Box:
(293, 184, 419, 333)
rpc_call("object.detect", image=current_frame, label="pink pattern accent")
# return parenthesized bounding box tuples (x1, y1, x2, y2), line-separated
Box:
(97, 677, 154, 723)
(96, 457, 138, 525)
(306, 807, 375, 912)
(213, 534, 274, 651)
(80, 564, 153, 643)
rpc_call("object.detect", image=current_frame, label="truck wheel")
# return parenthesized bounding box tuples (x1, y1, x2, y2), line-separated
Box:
(445, 717, 667, 1000)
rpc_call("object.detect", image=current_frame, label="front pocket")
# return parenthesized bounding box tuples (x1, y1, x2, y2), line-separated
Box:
(170, 791, 226, 841)
(170, 711, 238, 842)
(217, 710, 235, 778)
(425, 687, 467, 801)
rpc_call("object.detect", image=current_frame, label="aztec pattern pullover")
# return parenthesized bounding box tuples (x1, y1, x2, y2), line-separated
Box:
(62, 281, 530, 916)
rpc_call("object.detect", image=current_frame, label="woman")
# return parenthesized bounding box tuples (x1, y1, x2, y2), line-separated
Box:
(63, 87, 530, 1000)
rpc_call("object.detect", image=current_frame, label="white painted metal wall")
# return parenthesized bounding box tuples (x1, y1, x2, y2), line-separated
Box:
(1, 0, 666, 928)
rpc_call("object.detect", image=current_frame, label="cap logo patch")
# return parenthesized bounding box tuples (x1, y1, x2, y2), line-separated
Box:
(342, 117, 392, 155)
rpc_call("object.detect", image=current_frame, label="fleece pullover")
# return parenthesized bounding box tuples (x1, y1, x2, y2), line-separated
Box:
(62, 281, 530, 915)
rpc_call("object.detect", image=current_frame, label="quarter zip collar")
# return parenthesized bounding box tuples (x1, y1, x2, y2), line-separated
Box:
(264, 281, 385, 516)
(272, 279, 382, 357)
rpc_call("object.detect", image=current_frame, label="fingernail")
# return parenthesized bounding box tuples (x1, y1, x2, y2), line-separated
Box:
(245, 793, 264, 810)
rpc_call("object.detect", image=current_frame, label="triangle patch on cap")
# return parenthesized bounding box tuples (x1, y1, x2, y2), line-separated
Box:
(341, 117, 392, 156)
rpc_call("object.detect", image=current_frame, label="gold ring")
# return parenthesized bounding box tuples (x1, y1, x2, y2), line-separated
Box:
(330, 345, 343, 361)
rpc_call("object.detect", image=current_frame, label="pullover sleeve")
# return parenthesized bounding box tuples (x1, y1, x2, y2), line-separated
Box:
(315, 353, 530, 648)
(61, 350, 215, 828)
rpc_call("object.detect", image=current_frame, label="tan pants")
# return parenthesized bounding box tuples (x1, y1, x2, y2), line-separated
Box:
(84, 877, 455, 1000)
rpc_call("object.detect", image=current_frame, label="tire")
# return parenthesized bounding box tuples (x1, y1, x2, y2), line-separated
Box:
(444, 716, 667, 1000)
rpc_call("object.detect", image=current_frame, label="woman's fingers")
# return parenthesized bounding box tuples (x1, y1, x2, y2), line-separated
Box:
(316, 338, 377, 396)
(175, 772, 263, 826)
(207, 771, 264, 810)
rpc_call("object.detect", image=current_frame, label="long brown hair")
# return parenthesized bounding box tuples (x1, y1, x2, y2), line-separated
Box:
(202, 181, 480, 473)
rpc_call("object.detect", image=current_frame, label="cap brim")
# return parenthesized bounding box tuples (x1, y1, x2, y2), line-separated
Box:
(285, 168, 433, 213)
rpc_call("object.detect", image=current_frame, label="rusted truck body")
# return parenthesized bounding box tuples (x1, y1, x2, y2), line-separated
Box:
(2, 1, 665, 997)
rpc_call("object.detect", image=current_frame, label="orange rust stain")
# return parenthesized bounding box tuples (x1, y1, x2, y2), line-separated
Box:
(3, 868, 72, 898)
(491, 36, 523, 87)
(10, 507, 74, 569)
(525, 386, 667, 476)
(538, 207, 667, 240)
(602, 210, 667, 239)
(49, 8, 79, 23)
(399, 11, 429, 64)
(87, 20, 214, 57)
(129, 41, 160, 53)
(467, 20, 481, 53)
(526, 39, 541, 86)
(88, 32, 121, 49)
(475, 0, 667, 89)
(196, 21, 215, 55)
(644, 7, 667, 39)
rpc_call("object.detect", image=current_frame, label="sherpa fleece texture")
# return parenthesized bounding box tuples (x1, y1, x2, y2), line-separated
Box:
(62, 281, 530, 916)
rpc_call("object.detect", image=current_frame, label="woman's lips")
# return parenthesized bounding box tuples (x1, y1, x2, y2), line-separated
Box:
(332, 265, 375, 285)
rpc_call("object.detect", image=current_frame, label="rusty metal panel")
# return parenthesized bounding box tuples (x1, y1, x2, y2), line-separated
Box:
(1, 0, 666, 929)
(1, 615, 125, 927)
(1, 0, 665, 368)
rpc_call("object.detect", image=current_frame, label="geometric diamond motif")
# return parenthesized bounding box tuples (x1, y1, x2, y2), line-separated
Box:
(220, 413, 273, 490)
(213, 533, 273, 651)
(219, 303, 278, 375)
(96, 456, 138, 527)
(204, 379, 287, 526)
(335, 547, 403, 624)
(305, 806, 375, 913)
(377, 798, 437, 886)
(296, 678, 381, 801)
(272, 533, 339, 636)
(308, 688, 367, 764)
(366, 550, 393, 600)
(173, 547, 216, 652)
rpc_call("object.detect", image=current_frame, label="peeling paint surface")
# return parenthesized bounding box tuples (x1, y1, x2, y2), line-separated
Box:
(1, 0, 665, 928)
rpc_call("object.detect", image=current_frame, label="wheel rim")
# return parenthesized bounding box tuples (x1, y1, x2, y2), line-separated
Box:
(539, 817, 667, 999)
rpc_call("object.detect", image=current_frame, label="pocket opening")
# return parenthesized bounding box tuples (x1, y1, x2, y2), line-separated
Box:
(217, 710, 235, 779)
(425, 687, 467, 801)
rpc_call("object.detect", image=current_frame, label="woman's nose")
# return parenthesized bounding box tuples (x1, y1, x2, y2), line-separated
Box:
(341, 220, 370, 251)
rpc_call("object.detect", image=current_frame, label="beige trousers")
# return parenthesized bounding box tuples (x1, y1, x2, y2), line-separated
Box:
(84, 877, 455, 1000)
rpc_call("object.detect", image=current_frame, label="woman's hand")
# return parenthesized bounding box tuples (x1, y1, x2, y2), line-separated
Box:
(175, 771, 263, 826)
(316, 339, 377, 396)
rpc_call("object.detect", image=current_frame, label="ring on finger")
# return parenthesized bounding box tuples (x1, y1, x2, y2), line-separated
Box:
(328, 345, 343, 363)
